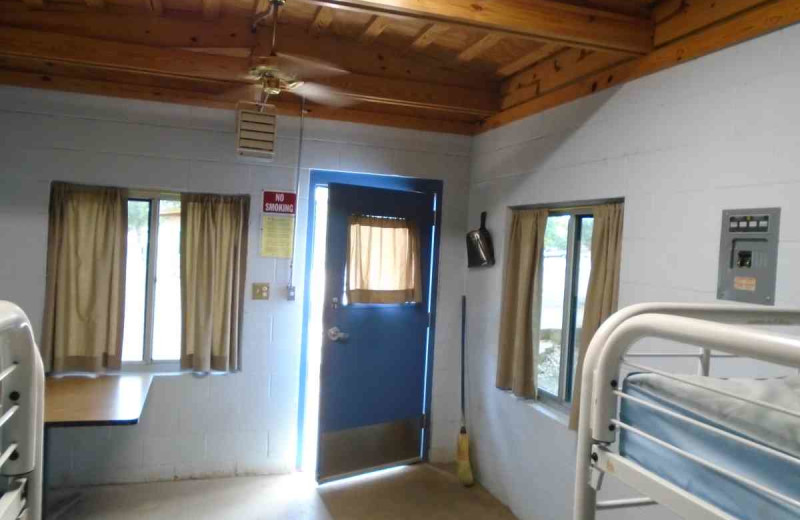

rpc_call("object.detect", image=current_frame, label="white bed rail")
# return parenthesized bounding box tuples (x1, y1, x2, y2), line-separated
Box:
(574, 303, 800, 520)
(0, 302, 45, 520)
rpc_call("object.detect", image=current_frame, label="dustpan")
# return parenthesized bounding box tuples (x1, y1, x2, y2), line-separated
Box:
(466, 212, 495, 268)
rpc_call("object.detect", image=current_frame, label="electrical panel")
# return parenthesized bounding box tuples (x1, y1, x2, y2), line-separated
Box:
(717, 208, 780, 305)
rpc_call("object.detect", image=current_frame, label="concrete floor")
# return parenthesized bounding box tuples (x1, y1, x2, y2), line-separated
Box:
(49, 464, 519, 520)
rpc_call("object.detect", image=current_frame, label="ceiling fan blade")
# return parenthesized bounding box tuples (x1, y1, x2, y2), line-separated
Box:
(272, 52, 349, 80)
(291, 82, 357, 108)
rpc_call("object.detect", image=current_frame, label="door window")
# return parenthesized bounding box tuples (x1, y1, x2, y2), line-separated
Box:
(346, 215, 422, 304)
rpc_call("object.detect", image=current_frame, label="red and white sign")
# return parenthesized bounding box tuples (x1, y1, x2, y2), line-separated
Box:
(262, 191, 297, 215)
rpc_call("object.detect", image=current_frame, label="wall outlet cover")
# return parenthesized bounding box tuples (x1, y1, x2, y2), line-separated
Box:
(252, 283, 270, 300)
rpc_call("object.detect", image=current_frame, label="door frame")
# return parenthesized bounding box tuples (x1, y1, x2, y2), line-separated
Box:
(296, 169, 444, 472)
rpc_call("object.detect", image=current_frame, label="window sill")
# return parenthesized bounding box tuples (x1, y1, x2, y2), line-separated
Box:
(527, 400, 570, 427)
(120, 361, 183, 375)
(498, 389, 570, 427)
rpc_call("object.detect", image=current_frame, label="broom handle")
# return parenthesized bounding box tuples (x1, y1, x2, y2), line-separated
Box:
(461, 295, 466, 424)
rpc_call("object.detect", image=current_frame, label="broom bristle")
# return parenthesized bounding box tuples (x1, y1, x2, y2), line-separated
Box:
(457, 431, 475, 487)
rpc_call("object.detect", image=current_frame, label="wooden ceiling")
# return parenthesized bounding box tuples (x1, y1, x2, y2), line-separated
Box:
(0, 0, 797, 134)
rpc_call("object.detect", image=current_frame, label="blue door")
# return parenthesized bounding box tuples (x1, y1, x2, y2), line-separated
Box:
(317, 183, 435, 481)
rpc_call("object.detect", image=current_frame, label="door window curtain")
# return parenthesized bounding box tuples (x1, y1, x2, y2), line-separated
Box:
(346, 216, 422, 304)
(496, 208, 548, 398)
(180, 193, 249, 372)
(42, 182, 127, 373)
(569, 202, 624, 430)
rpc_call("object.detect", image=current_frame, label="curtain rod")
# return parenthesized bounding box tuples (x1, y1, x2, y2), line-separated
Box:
(511, 197, 624, 213)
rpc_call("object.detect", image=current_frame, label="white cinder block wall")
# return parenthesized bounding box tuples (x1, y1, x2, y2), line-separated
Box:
(0, 85, 471, 486)
(465, 24, 800, 520)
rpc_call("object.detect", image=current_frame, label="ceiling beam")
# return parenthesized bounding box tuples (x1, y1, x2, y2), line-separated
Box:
(496, 43, 565, 77)
(0, 27, 498, 116)
(500, 48, 629, 109)
(146, 0, 163, 15)
(0, 26, 251, 81)
(202, 0, 221, 20)
(0, 68, 480, 134)
(0, 6, 258, 48)
(296, 0, 654, 55)
(359, 15, 389, 43)
(457, 33, 502, 63)
(0, 9, 497, 89)
(309, 5, 335, 34)
(482, 0, 800, 131)
(410, 23, 447, 50)
(654, 0, 770, 46)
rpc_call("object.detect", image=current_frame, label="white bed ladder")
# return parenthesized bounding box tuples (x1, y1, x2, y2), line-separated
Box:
(0, 302, 45, 520)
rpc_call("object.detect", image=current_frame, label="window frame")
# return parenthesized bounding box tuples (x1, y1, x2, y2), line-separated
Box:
(122, 190, 182, 373)
(537, 209, 594, 409)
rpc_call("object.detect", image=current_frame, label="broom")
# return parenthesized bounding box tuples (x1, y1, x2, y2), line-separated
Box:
(457, 295, 475, 487)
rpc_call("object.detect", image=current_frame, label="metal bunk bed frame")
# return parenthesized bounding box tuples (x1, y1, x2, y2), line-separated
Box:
(574, 303, 800, 520)
(0, 301, 45, 520)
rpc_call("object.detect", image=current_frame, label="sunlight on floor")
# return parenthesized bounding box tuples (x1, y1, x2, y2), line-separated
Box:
(50, 464, 518, 520)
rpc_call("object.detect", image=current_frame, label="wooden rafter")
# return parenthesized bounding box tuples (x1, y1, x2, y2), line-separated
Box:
(296, 0, 654, 55)
(411, 23, 448, 50)
(0, 9, 497, 89)
(496, 43, 565, 77)
(483, 0, 800, 131)
(202, 0, 222, 20)
(0, 27, 498, 116)
(654, 0, 769, 46)
(309, 5, 335, 34)
(500, 48, 629, 109)
(457, 33, 503, 63)
(359, 15, 389, 43)
(0, 68, 479, 134)
(0, 7, 258, 48)
(146, 0, 164, 15)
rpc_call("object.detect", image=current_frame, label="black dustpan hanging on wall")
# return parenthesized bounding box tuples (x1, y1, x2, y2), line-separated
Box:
(466, 212, 495, 268)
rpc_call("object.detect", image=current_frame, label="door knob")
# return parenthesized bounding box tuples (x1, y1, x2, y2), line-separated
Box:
(327, 326, 350, 342)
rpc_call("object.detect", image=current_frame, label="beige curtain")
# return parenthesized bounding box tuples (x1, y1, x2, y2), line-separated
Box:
(42, 182, 127, 373)
(496, 209, 548, 398)
(181, 193, 249, 372)
(346, 216, 422, 304)
(569, 203, 624, 430)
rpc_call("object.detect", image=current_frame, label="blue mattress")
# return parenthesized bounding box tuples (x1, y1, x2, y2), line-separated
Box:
(620, 374, 800, 520)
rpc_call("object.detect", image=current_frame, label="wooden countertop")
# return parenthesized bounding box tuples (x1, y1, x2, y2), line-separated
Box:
(45, 374, 154, 427)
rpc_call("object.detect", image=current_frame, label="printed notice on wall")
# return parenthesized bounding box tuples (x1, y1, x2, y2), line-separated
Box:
(261, 190, 296, 258)
(261, 215, 295, 258)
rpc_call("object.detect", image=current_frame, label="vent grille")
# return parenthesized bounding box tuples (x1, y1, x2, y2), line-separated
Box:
(236, 106, 276, 160)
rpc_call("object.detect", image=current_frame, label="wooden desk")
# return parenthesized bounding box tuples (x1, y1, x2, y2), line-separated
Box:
(45, 374, 154, 427)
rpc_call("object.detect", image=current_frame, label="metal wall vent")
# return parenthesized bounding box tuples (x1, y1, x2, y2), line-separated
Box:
(236, 105, 277, 160)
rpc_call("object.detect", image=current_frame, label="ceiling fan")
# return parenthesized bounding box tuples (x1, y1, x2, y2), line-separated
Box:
(248, 0, 355, 108)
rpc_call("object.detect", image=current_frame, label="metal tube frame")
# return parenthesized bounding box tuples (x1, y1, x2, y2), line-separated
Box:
(573, 303, 800, 520)
(0, 301, 45, 520)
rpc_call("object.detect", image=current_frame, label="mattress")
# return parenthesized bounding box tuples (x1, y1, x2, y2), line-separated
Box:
(620, 373, 800, 520)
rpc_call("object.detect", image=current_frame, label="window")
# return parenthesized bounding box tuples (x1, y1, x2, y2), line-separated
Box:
(345, 215, 422, 305)
(122, 196, 182, 368)
(537, 212, 594, 406)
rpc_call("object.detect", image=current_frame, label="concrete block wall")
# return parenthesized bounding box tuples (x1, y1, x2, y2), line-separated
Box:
(465, 23, 800, 520)
(0, 86, 471, 487)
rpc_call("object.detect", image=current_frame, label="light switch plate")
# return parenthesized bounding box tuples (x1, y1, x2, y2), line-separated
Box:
(252, 283, 270, 300)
